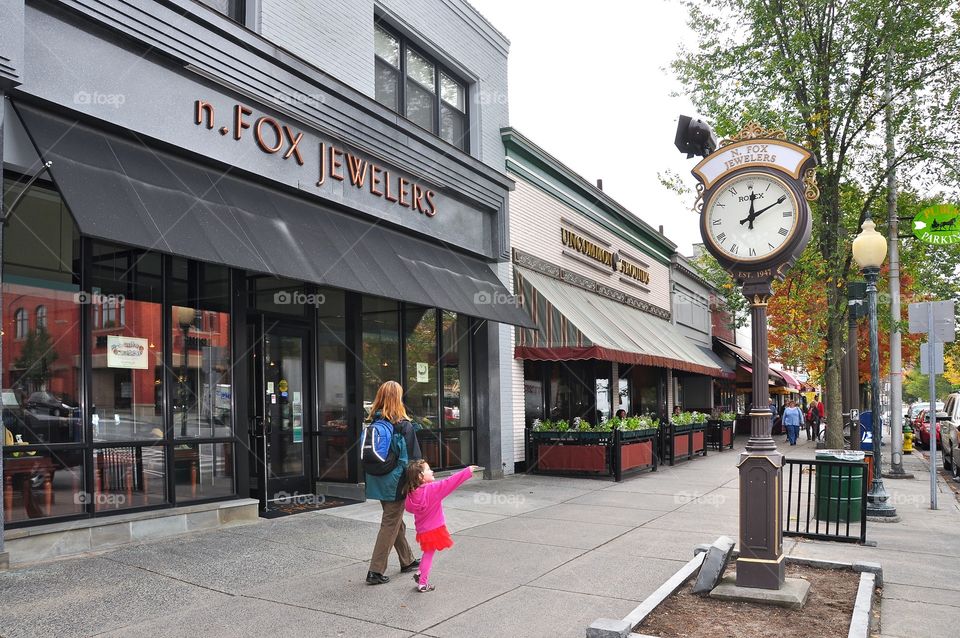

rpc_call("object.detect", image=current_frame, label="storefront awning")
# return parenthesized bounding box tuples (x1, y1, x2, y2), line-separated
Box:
(773, 368, 801, 391)
(514, 267, 733, 378)
(12, 102, 534, 329)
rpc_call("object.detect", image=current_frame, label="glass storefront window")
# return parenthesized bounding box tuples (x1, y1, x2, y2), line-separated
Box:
(2, 449, 85, 523)
(361, 297, 400, 420)
(441, 311, 470, 431)
(2, 178, 86, 523)
(174, 442, 234, 502)
(169, 259, 232, 439)
(442, 429, 472, 467)
(93, 445, 166, 511)
(89, 245, 163, 442)
(316, 289, 349, 481)
(405, 306, 438, 429)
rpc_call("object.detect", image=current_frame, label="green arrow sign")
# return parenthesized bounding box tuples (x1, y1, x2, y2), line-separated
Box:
(913, 204, 960, 244)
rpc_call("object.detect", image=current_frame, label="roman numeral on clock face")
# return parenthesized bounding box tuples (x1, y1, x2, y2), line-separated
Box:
(768, 242, 776, 250)
(783, 210, 793, 217)
(730, 243, 739, 254)
(749, 247, 757, 256)
(716, 232, 727, 243)
(728, 187, 737, 195)
(712, 219, 722, 225)
(778, 227, 789, 236)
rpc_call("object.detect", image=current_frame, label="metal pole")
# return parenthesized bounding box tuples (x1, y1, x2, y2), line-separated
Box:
(885, 49, 909, 478)
(847, 308, 860, 450)
(927, 305, 938, 510)
(0, 91, 6, 557)
(865, 267, 896, 517)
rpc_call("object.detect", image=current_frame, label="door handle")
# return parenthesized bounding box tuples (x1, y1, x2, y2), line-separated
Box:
(251, 416, 265, 437)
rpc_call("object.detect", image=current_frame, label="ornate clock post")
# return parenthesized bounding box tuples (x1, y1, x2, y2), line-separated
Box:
(690, 122, 819, 590)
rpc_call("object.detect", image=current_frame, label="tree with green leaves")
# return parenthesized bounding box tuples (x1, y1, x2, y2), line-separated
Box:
(12, 328, 59, 391)
(673, 0, 960, 449)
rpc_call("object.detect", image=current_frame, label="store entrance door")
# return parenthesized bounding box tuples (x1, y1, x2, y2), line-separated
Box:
(247, 318, 313, 510)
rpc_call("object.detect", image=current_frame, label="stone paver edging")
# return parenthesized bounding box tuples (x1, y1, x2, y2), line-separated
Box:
(587, 542, 882, 638)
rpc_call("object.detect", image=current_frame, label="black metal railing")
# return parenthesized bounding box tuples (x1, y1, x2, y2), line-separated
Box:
(783, 457, 868, 544)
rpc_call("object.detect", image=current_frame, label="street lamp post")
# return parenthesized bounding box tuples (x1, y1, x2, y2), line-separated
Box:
(852, 218, 897, 518)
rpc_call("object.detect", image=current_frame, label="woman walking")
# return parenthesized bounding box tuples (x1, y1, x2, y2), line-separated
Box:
(782, 399, 804, 446)
(364, 381, 422, 585)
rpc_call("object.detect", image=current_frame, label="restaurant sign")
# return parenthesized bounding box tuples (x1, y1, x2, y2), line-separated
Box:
(560, 228, 650, 285)
(107, 336, 149, 369)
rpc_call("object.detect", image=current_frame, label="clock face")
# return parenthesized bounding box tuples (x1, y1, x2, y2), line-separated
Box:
(704, 172, 800, 263)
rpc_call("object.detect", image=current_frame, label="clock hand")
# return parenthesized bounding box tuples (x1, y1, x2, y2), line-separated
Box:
(739, 192, 757, 228)
(751, 195, 788, 219)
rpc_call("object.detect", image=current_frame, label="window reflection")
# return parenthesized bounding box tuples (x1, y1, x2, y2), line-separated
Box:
(170, 259, 232, 439)
(316, 290, 349, 481)
(94, 445, 166, 511)
(174, 442, 234, 502)
(405, 306, 438, 429)
(89, 245, 163, 442)
(361, 297, 400, 419)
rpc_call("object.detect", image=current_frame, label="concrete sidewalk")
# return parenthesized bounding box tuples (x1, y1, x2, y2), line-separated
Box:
(0, 436, 957, 637)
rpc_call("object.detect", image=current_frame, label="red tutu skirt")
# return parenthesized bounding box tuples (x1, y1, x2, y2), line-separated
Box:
(416, 524, 454, 552)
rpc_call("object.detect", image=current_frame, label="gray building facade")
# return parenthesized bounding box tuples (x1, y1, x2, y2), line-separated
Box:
(0, 0, 524, 535)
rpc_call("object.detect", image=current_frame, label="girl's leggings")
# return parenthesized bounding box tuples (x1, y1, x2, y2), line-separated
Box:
(419, 550, 436, 587)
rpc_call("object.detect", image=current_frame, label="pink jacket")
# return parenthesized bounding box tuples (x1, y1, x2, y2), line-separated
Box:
(404, 467, 473, 533)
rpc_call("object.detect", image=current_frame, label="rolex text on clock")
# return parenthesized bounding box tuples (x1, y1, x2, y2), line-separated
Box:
(703, 171, 800, 263)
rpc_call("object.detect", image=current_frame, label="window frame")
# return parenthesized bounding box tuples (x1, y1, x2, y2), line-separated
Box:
(373, 21, 470, 153)
(192, 0, 247, 25)
(14, 307, 28, 339)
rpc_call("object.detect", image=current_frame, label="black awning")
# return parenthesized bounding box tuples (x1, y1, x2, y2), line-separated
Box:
(13, 102, 532, 328)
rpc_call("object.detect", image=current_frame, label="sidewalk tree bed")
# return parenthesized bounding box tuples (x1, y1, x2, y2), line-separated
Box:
(530, 416, 658, 481)
(664, 412, 709, 466)
(635, 563, 861, 638)
(706, 412, 736, 451)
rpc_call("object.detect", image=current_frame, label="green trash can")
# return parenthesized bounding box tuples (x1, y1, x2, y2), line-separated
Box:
(815, 450, 865, 523)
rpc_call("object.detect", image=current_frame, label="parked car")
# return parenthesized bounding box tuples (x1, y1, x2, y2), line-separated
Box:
(941, 393, 960, 477)
(909, 401, 944, 431)
(22, 391, 81, 444)
(916, 408, 949, 449)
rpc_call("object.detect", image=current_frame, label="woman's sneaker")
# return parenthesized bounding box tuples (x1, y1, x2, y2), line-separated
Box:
(417, 583, 435, 593)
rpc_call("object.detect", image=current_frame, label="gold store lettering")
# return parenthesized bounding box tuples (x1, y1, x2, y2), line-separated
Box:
(194, 99, 437, 217)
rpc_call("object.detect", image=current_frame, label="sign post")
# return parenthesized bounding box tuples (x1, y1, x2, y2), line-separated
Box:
(908, 300, 955, 510)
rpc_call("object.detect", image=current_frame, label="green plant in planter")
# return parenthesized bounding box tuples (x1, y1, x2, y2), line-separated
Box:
(637, 414, 660, 430)
(690, 411, 708, 425)
(718, 411, 737, 422)
(574, 417, 593, 431)
(672, 411, 692, 426)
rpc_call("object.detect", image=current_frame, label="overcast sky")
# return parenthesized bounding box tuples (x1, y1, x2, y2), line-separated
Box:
(470, 0, 705, 255)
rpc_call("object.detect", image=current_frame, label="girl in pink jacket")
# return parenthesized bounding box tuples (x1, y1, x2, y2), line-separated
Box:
(403, 460, 478, 592)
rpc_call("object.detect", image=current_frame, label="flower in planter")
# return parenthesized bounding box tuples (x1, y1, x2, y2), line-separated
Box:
(718, 411, 737, 421)
(690, 411, 708, 425)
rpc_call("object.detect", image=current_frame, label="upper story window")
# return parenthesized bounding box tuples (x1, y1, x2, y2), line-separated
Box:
(195, 0, 246, 24)
(35, 306, 47, 331)
(14, 308, 27, 340)
(374, 24, 469, 152)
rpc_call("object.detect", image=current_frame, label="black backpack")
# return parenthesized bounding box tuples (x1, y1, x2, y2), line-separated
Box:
(360, 417, 399, 476)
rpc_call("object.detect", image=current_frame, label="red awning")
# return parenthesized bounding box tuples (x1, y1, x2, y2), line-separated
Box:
(513, 267, 734, 379)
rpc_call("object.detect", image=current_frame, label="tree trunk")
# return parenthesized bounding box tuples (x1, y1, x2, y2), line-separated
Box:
(824, 286, 846, 449)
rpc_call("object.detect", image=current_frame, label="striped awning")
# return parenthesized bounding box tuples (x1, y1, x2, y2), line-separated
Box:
(514, 267, 733, 378)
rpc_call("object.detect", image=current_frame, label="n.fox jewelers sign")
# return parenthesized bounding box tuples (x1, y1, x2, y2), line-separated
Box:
(194, 99, 438, 217)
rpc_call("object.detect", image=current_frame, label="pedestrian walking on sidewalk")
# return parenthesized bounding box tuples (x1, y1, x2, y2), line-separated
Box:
(403, 461, 478, 592)
(364, 381, 423, 585)
(783, 399, 804, 445)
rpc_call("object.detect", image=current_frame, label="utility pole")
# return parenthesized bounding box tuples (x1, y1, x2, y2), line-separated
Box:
(884, 49, 910, 479)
